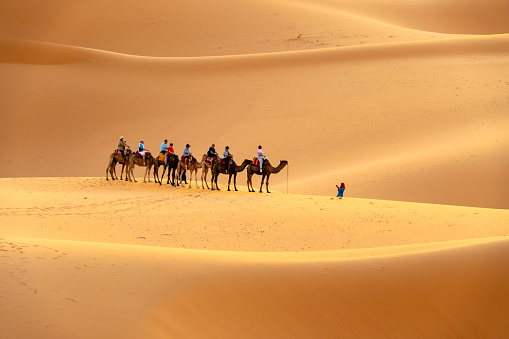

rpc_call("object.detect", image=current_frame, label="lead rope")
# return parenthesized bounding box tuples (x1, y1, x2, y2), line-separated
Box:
(287, 163, 289, 194)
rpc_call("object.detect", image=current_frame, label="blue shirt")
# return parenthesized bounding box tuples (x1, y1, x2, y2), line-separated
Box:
(209, 147, 216, 154)
(183, 148, 190, 157)
(139, 143, 144, 152)
(223, 150, 230, 159)
(160, 142, 168, 153)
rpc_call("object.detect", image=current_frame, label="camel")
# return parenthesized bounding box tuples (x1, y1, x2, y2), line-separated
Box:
(160, 154, 182, 186)
(211, 158, 251, 191)
(200, 154, 219, 189)
(176, 155, 204, 188)
(246, 159, 288, 193)
(106, 148, 132, 180)
(125, 153, 158, 183)
(152, 153, 167, 184)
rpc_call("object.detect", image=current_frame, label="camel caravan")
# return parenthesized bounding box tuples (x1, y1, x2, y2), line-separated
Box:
(106, 137, 288, 193)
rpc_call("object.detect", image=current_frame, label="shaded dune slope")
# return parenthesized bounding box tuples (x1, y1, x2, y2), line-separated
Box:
(2, 236, 509, 338)
(146, 239, 509, 338)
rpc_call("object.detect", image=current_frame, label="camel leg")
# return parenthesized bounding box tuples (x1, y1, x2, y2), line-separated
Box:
(131, 165, 137, 182)
(195, 170, 199, 189)
(154, 165, 159, 184)
(247, 173, 253, 192)
(189, 170, 193, 188)
(120, 163, 125, 180)
(266, 174, 271, 193)
(110, 162, 117, 180)
(215, 173, 220, 191)
(106, 159, 112, 181)
(234, 172, 238, 191)
(228, 173, 232, 191)
(113, 163, 118, 180)
(259, 175, 265, 193)
(201, 168, 208, 189)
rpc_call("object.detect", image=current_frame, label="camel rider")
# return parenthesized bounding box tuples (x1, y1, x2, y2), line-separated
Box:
(183, 144, 192, 168)
(118, 136, 128, 156)
(223, 146, 232, 173)
(166, 142, 175, 166)
(208, 143, 219, 158)
(160, 139, 168, 155)
(139, 140, 148, 166)
(257, 145, 266, 172)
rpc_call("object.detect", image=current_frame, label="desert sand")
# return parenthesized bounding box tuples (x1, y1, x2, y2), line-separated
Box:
(1, 0, 509, 337)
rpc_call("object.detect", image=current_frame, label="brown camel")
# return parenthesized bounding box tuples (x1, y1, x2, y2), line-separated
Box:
(200, 154, 219, 189)
(152, 153, 167, 184)
(176, 155, 204, 188)
(160, 154, 180, 186)
(211, 158, 251, 191)
(125, 153, 157, 183)
(246, 159, 288, 193)
(106, 148, 132, 180)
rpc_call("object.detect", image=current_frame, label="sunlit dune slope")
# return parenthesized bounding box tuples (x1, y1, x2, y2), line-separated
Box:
(309, 0, 509, 35)
(1, 178, 508, 251)
(2, 237, 509, 338)
(1, 35, 508, 208)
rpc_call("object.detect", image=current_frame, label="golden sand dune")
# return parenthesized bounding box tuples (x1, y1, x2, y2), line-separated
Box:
(2, 178, 508, 250)
(1, 178, 508, 337)
(1, 0, 509, 337)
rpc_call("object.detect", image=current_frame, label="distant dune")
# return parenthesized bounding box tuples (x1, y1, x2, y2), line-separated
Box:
(1, 0, 508, 337)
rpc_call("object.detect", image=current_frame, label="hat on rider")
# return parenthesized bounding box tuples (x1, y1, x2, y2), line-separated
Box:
(120, 136, 124, 139)
(140, 140, 144, 143)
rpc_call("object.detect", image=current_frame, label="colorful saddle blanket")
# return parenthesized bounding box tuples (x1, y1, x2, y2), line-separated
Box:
(206, 156, 216, 165)
(252, 158, 260, 167)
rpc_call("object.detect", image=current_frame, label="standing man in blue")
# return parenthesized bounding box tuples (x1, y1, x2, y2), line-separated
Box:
(336, 183, 346, 199)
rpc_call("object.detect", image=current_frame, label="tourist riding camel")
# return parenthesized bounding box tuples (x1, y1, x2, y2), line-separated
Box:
(106, 136, 131, 180)
(118, 136, 128, 156)
(246, 159, 288, 193)
(106, 146, 132, 181)
(176, 154, 203, 188)
(223, 146, 232, 174)
(257, 145, 266, 172)
(125, 151, 157, 183)
(138, 140, 148, 166)
(211, 157, 251, 191)
(183, 144, 192, 169)
(160, 139, 168, 156)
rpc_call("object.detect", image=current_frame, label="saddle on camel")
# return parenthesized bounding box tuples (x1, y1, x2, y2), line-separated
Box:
(205, 155, 218, 166)
(252, 157, 261, 167)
